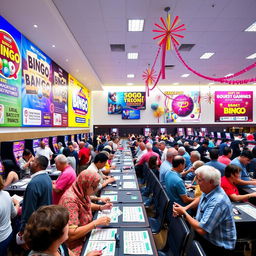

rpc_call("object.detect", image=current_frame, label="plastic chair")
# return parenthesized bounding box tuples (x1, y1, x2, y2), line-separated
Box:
(187, 240, 206, 256)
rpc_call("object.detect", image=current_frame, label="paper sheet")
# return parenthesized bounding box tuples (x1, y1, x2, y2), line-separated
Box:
(101, 195, 118, 202)
(14, 178, 31, 186)
(123, 175, 135, 180)
(83, 241, 116, 256)
(97, 207, 122, 223)
(102, 191, 118, 195)
(12, 194, 23, 203)
(123, 206, 145, 222)
(123, 231, 153, 255)
(89, 228, 117, 241)
(111, 169, 121, 173)
(236, 204, 256, 219)
(123, 182, 137, 189)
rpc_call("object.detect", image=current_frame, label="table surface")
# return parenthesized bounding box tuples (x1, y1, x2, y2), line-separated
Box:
(100, 190, 143, 203)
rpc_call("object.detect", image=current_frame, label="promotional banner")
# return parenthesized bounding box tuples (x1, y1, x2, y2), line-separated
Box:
(121, 109, 140, 120)
(52, 61, 68, 126)
(164, 90, 200, 123)
(0, 16, 22, 126)
(108, 92, 146, 114)
(21, 36, 52, 126)
(215, 91, 253, 122)
(68, 74, 90, 127)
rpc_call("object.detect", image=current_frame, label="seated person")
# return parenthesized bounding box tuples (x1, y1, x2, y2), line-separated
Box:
(24, 205, 102, 256)
(2, 159, 19, 188)
(148, 155, 160, 179)
(221, 164, 256, 202)
(59, 170, 112, 255)
(18, 149, 34, 177)
(62, 147, 76, 171)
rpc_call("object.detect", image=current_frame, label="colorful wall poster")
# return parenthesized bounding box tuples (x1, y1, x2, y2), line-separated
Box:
(164, 90, 200, 123)
(68, 74, 90, 127)
(0, 16, 22, 126)
(108, 92, 146, 114)
(13, 140, 25, 164)
(21, 36, 52, 126)
(52, 61, 68, 126)
(122, 109, 140, 119)
(215, 91, 253, 122)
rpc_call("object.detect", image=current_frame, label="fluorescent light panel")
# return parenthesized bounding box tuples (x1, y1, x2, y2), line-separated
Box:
(246, 53, 256, 59)
(127, 52, 138, 59)
(126, 83, 134, 86)
(200, 52, 215, 59)
(127, 74, 135, 78)
(128, 19, 144, 31)
(225, 73, 234, 77)
(208, 82, 215, 85)
(173, 83, 179, 85)
(181, 74, 190, 78)
(245, 22, 256, 32)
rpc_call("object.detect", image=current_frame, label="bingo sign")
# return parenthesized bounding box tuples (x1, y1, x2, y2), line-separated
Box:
(108, 92, 146, 114)
(215, 91, 253, 122)
(165, 91, 200, 123)
(68, 74, 90, 127)
(21, 36, 52, 126)
(52, 61, 68, 127)
(0, 16, 22, 126)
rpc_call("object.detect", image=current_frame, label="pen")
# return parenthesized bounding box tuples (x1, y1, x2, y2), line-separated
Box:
(101, 246, 107, 251)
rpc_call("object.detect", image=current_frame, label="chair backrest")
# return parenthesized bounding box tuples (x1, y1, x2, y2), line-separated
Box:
(187, 240, 206, 256)
(167, 216, 191, 256)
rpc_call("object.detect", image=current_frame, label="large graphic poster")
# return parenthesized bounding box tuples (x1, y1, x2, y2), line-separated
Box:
(164, 90, 200, 122)
(68, 74, 90, 127)
(52, 61, 68, 127)
(21, 36, 52, 126)
(0, 16, 22, 126)
(108, 92, 146, 114)
(215, 91, 253, 122)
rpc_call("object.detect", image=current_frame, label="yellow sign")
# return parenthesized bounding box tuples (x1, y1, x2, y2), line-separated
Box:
(68, 74, 90, 127)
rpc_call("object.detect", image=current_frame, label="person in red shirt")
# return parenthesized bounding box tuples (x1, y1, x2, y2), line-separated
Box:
(78, 142, 91, 173)
(221, 164, 256, 202)
(218, 147, 232, 165)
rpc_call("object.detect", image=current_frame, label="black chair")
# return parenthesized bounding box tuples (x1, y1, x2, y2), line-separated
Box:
(187, 240, 206, 256)
(158, 216, 192, 256)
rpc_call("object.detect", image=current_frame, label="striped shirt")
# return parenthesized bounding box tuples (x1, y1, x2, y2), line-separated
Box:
(196, 186, 236, 249)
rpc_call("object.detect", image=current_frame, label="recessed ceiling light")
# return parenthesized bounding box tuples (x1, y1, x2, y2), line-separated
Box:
(225, 73, 234, 77)
(33, 24, 38, 28)
(200, 52, 215, 59)
(173, 82, 179, 85)
(181, 74, 190, 78)
(127, 52, 138, 59)
(246, 53, 256, 59)
(126, 83, 134, 86)
(128, 19, 144, 31)
(208, 82, 215, 85)
(52, 44, 56, 48)
(65, 58, 69, 62)
(127, 74, 135, 78)
(245, 21, 256, 32)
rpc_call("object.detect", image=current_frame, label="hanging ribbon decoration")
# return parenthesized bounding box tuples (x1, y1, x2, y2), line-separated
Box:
(142, 65, 157, 96)
(153, 14, 186, 79)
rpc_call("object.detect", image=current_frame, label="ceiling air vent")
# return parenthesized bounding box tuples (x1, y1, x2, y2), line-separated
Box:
(110, 44, 125, 52)
(178, 44, 195, 51)
(165, 65, 175, 70)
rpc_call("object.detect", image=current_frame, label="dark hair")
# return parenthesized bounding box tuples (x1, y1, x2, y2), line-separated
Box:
(225, 164, 241, 178)
(209, 148, 219, 160)
(148, 155, 158, 170)
(153, 141, 158, 146)
(240, 150, 253, 160)
(23, 149, 32, 157)
(103, 148, 111, 154)
(252, 146, 256, 158)
(94, 153, 108, 163)
(24, 205, 69, 252)
(67, 141, 73, 146)
(223, 147, 232, 156)
(2, 159, 18, 179)
(62, 147, 72, 157)
(172, 156, 185, 168)
(202, 140, 209, 146)
(0, 175, 4, 190)
(37, 156, 49, 170)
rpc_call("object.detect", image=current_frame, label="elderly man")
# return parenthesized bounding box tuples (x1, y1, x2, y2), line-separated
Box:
(134, 142, 147, 163)
(205, 148, 226, 176)
(173, 166, 236, 255)
(52, 154, 76, 204)
(159, 141, 168, 162)
(78, 141, 91, 172)
(181, 151, 201, 180)
(159, 148, 178, 186)
(136, 143, 161, 166)
(178, 146, 191, 167)
(36, 140, 53, 161)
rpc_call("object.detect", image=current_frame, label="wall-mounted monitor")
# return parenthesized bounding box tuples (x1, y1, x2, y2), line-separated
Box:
(51, 136, 58, 153)
(186, 128, 193, 136)
(217, 132, 221, 139)
(32, 139, 41, 155)
(210, 132, 214, 137)
(177, 128, 184, 136)
(200, 128, 208, 136)
(144, 128, 151, 137)
(122, 109, 140, 120)
(159, 128, 167, 134)
(216, 139, 222, 146)
(225, 133, 231, 139)
(13, 141, 25, 164)
(110, 128, 119, 135)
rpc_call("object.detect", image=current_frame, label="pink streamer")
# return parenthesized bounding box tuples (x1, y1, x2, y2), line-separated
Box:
(173, 42, 256, 84)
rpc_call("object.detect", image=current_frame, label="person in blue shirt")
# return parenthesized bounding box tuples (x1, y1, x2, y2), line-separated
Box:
(205, 148, 226, 176)
(231, 150, 256, 188)
(159, 148, 178, 187)
(181, 150, 201, 180)
(173, 166, 236, 256)
(165, 156, 194, 206)
(178, 146, 191, 167)
(219, 139, 230, 155)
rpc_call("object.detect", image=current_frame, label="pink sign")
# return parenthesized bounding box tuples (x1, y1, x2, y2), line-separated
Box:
(215, 91, 253, 122)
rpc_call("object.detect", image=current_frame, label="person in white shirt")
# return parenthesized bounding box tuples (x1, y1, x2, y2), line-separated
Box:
(134, 142, 147, 163)
(36, 140, 53, 161)
(159, 141, 168, 162)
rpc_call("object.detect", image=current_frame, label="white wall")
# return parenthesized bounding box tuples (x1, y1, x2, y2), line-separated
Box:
(92, 85, 256, 125)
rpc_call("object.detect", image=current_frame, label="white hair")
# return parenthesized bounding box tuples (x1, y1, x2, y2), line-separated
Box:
(146, 143, 152, 150)
(55, 154, 68, 164)
(166, 148, 178, 158)
(159, 141, 166, 145)
(195, 165, 221, 186)
(178, 147, 186, 154)
(191, 151, 201, 160)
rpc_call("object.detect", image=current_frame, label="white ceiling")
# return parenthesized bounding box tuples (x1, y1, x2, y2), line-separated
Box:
(1, 0, 256, 89)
